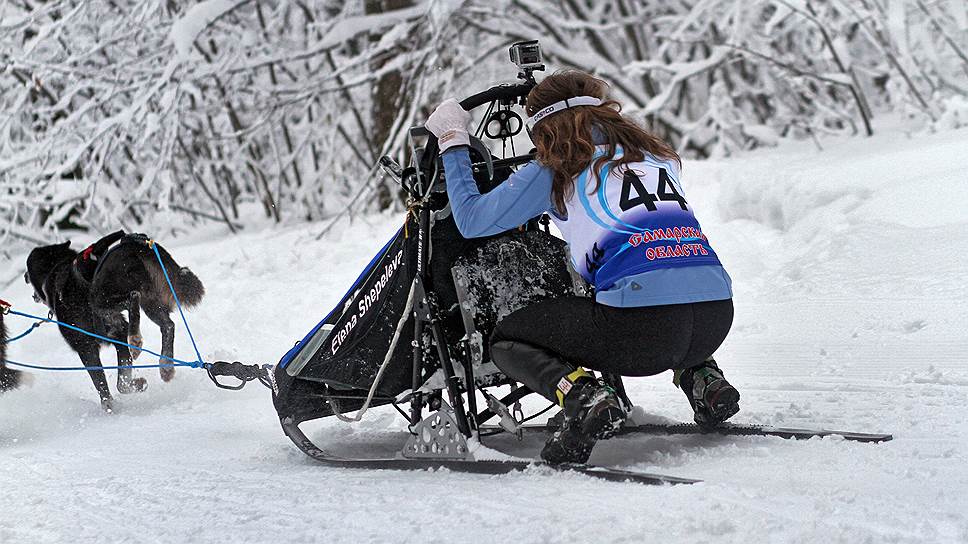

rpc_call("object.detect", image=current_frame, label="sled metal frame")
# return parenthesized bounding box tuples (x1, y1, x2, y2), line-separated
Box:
(402, 188, 633, 452)
(405, 82, 541, 442)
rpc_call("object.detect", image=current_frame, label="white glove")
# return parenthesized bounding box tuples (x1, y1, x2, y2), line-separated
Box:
(425, 98, 471, 153)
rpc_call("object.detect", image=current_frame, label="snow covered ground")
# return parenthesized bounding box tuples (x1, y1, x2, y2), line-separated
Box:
(1, 124, 967, 543)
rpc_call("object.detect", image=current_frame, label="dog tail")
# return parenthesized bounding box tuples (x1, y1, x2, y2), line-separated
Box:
(144, 244, 205, 309)
(0, 311, 28, 392)
(172, 267, 205, 308)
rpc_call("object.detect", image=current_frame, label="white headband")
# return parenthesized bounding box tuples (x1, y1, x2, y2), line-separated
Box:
(527, 96, 603, 130)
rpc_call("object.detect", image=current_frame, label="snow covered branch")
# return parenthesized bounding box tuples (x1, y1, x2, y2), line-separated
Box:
(1, 0, 964, 244)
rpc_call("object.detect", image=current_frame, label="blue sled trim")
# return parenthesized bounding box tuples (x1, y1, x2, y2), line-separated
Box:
(278, 226, 403, 370)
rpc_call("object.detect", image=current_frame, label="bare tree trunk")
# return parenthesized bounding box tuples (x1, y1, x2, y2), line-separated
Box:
(366, 0, 414, 210)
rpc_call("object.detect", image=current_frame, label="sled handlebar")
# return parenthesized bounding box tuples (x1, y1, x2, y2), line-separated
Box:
(420, 82, 535, 172)
(458, 82, 534, 111)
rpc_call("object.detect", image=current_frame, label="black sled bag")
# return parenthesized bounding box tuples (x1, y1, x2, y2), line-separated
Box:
(270, 209, 492, 423)
(273, 214, 419, 423)
(271, 153, 577, 424)
(271, 217, 578, 424)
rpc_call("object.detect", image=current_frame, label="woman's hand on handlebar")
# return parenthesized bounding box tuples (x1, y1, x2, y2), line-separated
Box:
(426, 98, 471, 154)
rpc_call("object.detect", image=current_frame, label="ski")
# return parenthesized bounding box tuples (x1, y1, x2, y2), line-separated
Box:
(281, 419, 699, 485)
(490, 421, 893, 443)
(619, 422, 893, 443)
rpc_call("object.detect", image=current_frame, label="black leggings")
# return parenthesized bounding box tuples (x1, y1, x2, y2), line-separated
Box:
(489, 297, 733, 399)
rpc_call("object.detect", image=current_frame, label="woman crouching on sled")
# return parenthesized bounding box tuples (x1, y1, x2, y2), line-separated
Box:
(426, 70, 740, 464)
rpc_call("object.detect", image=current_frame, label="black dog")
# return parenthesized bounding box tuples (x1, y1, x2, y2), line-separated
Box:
(25, 232, 204, 411)
(1, 303, 28, 391)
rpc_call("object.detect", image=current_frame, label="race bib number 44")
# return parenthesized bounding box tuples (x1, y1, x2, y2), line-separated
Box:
(619, 167, 688, 212)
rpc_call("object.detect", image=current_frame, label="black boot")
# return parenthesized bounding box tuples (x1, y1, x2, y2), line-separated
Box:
(540, 375, 627, 465)
(490, 341, 627, 464)
(674, 357, 740, 430)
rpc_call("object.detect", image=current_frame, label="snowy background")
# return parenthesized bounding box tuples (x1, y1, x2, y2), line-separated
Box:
(2, 1, 968, 543)
(2, 121, 965, 544)
(2, 0, 967, 241)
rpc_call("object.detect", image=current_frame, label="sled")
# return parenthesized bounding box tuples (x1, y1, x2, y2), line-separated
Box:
(263, 46, 890, 485)
(263, 67, 689, 484)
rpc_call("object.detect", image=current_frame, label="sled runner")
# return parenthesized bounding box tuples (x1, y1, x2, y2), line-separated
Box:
(482, 421, 894, 444)
(278, 416, 700, 485)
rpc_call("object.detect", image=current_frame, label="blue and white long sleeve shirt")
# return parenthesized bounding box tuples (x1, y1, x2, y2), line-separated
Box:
(441, 147, 732, 308)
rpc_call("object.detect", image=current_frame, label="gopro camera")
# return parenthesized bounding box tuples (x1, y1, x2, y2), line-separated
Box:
(509, 40, 544, 73)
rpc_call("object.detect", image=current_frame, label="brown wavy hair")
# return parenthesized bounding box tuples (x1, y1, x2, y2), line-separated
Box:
(526, 70, 680, 214)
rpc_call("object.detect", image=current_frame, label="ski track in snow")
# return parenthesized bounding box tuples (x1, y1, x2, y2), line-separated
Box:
(2, 126, 967, 543)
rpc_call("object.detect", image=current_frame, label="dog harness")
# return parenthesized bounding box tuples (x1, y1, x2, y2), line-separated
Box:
(71, 230, 127, 285)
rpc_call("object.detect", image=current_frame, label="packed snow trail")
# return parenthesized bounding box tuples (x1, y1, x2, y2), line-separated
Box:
(1, 125, 967, 543)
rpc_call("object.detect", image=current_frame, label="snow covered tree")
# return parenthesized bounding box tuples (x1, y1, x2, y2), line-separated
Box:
(1, 0, 964, 244)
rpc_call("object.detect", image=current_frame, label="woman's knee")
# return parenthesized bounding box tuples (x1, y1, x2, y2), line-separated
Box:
(489, 319, 515, 346)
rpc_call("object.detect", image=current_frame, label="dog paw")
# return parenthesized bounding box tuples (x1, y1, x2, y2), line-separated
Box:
(128, 334, 143, 360)
(101, 397, 115, 413)
(160, 366, 175, 382)
(118, 376, 148, 394)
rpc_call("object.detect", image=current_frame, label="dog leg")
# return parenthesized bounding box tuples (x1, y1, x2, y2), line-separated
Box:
(0, 366, 25, 391)
(118, 297, 148, 393)
(79, 346, 114, 412)
(145, 306, 176, 382)
(158, 316, 175, 382)
(127, 292, 143, 360)
(117, 373, 147, 394)
(115, 341, 147, 395)
(96, 308, 147, 395)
